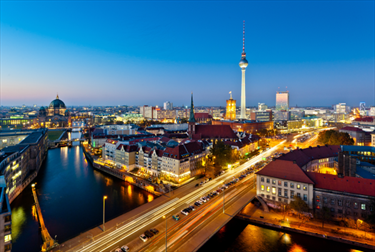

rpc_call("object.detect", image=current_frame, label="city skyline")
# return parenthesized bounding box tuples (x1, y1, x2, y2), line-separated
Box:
(1, 1, 374, 107)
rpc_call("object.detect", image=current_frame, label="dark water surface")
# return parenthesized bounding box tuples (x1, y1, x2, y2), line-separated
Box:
(11, 146, 154, 252)
(199, 218, 372, 252)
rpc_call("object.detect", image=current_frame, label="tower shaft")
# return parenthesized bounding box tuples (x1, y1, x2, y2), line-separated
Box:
(240, 69, 246, 119)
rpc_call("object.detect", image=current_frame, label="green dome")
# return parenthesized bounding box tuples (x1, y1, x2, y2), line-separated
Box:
(49, 95, 66, 109)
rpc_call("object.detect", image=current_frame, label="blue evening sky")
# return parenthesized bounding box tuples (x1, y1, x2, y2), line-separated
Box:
(1, 0, 374, 107)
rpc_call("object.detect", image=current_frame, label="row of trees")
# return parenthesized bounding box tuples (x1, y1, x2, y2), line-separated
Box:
(317, 129, 354, 145)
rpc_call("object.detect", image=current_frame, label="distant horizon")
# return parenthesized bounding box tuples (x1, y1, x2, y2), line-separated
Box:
(1, 1, 374, 107)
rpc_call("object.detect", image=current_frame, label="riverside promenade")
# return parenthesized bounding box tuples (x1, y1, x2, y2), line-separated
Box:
(237, 202, 375, 251)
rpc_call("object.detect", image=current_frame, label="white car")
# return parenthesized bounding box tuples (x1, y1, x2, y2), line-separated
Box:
(121, 246, 130, 252)
(200, 198, 207, 203)
(140, 234, 148, 242)
(181, 210, 189, 215)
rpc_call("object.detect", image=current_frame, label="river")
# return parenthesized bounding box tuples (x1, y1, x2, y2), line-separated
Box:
(10, 146, 371, 252)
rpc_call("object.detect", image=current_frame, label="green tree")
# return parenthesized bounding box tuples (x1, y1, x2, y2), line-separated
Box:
(319, 207, 331, 228)
(317, 130, 354, 145)
(289, 196, 309, 227)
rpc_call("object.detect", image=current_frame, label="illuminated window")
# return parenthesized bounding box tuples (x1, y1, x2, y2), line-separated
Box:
(297, 184, 301, 189)
(272, 180, 276, 185)
(261, 185, 265, 191)
(354, 202, 358, 209)
(303, 185, 307, 191)
(361, 204, 366, 210)
(272, 187, 276, 195)
(278, 181, 282, 186)
(4, 234, 11, 243)
(266, 186, 270, 193)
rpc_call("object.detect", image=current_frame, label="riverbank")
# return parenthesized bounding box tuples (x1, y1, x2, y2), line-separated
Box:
(82, 145, 164, 196)
(237, 203, 375, 251)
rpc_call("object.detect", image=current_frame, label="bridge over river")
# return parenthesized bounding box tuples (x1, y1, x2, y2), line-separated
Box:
(56, 143, 284, 252)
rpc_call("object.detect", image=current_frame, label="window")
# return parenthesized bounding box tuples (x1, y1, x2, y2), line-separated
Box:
(338, 209, 343, 214)
(290, 183, 294, 188)
(278, 188, 282, 196)
(323, 197, 327, 204)
(331, 199, 335, 205)
(284, 182, 288, 187)
(346, 210, 351, 215)
(316, 195, 320, 200)
(297, 193, 301, 198)
(338, 200, 342, 206)
(361, 204, 366, 210)
(284, 189, 288, 197)
(261, 185, 265, 191)
(297, 184, 301, 189)
(278, 180, 282, 186)
(284, 199, 288, 203)
(272, 187, 276, 195)
(266, 178, 270, 183)
(303, 194, 307, 201)
(266, 186, 270, 193)
(261, 177, 264, 182)
(330, 208, 335, 212)
(303, 185, 307, 191)
(4, 234, 11, 243)
(267, 195, 270, 199)
(272, 180, 276, 185)
(278, 198, 282, 202)
(354, 202, 358, 209)
(346, 201, 351, 208)
(272, 196, 276, 200)
(290, 191, 295, 198)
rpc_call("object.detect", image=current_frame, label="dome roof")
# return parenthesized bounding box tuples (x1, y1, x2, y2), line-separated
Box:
(49, 95, 66, 109)
(39, 106, 46, 111)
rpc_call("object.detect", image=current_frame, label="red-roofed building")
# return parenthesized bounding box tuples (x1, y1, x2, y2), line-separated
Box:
(339, 126, 372, 146)
(194, 113, 212, 124)
(256, 159, 315, 208)
(307, 172, 375, 220)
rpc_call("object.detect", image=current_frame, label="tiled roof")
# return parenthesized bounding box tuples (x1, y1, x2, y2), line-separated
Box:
(192, 125, 237, 140)
(105, 139, 118, 144)
(354, 117, 374, 122)
(256, 159, 315, 184)
(278, 145, 340, 168)
(164, 141, 204, 159)
(194, 113, 212, 119)
(307, 172, 375, 197)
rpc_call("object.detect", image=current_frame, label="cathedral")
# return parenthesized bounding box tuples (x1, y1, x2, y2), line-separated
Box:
(38, 95, 70, 128)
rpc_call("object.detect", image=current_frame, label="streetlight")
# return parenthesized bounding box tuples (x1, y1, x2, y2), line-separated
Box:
(163, 215, 168, 252)
(103, 196, 107, 231)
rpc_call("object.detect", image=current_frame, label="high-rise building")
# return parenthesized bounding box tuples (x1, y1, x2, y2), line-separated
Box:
(335, 103, 350, 114)
(225, 91, 236, 121)
(163, 101, 173, 110)
(239, 21, 248, 119)
(276, 91, 289, 111)
(258, 103, 268, 111)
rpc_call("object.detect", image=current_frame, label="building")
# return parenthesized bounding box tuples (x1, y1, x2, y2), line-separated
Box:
(239, 21, 248, 120)
(225, 92, 236, 121)
(276, 91, 289, 111)
(115, 144, 138, 171)
(0, 176, 11, 252)
(163, 101, 173, 110)
(273, 110, 290, 121)
(256, 159, 315, 208)
(212, 120, 273, 134)
(250, 111, 272, 122)
(38, 95, 70, 128)
(335, 103, 350, 114)
(339, 126, 373, 146)
(340, 145, 375, 166)
(258, 103, 268, 111)
(140, 106, 157, 120)
(194, 113, 212, 124)
(309, 172, 375, 221)
(0, 129, 48, 203)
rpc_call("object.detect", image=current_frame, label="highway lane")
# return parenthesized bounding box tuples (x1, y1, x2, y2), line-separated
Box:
(71, 140, 286, 252)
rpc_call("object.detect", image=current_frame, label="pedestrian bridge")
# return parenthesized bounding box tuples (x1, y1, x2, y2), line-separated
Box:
(31, 184, 58, 251)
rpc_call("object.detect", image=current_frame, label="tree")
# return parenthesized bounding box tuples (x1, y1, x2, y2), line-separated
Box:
(289, 196, 309, 227)
(317, 130, 354, 146)
(319, 207, 331, 228)
(366, 199, 375, 227)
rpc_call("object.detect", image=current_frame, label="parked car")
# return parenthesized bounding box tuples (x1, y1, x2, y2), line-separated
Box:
(173, 214, 180, 221)
(195, 183, 199, 187)
(145, 230, 154, 238)
(150, 228, 159, 235)
(121, 246, 130, 252)
(194, 202, 200, 207)
(201, 198, 207, 203)
(115, 249, 122, 252)
(189, 205, 195, 211)
(140, 234, 148, 242)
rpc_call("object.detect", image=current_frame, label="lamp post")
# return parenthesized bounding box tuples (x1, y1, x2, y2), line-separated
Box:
(103, 196, 107, 231)
(163, 215, 168, 252)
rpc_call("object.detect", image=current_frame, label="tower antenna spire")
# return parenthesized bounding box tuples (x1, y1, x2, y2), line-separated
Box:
(242, 20, 245, 53)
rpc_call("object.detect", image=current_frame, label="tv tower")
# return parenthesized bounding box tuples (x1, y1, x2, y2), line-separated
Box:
(239, 20, 248, 120)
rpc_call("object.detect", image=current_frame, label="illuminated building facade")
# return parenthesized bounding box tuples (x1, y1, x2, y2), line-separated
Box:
(276, 91, 289, 111)
(225, 91, 236, 121)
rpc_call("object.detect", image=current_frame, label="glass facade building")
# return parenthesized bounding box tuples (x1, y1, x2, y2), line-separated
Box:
(276, 91, 289, 111)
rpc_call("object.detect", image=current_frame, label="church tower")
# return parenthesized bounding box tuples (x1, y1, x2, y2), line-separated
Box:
(188, 92, 196, 137)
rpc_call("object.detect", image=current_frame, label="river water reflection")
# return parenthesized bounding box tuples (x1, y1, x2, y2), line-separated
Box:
(11, 146, 154, 252)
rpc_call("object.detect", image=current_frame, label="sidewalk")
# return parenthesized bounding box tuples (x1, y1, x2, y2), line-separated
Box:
(238, 203, 375, 250)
